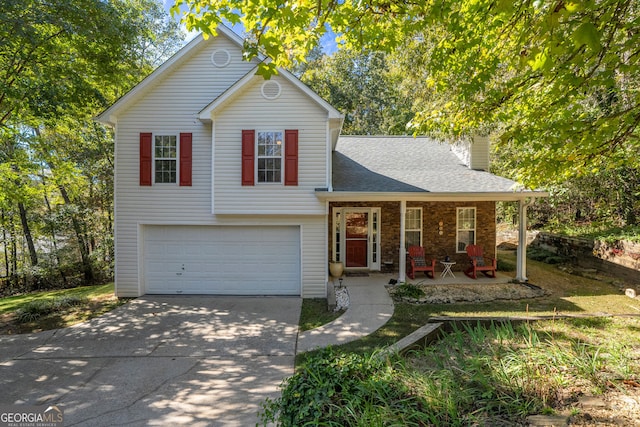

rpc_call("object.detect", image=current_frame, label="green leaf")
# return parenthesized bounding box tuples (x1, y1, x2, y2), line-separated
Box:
(573, 22, 601, 51)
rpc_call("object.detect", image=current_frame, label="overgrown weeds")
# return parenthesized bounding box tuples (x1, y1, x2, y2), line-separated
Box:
(269, 318, 640, 425)
(392, 282, 425, 300)
(15, 296, 89, 323)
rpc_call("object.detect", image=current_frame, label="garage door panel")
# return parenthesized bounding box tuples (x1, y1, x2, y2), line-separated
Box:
(144, 226, 300, 295)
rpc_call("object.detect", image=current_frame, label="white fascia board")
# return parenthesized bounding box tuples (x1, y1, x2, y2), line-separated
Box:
(315, 191, 549, 202)
(95, 25, 248, 126)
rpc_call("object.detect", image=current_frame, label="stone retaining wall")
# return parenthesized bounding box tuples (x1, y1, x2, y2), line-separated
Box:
(530, 232, 640, 283)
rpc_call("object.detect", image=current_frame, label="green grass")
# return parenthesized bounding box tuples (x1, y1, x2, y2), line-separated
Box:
(298, 250, 640, 361)
(288, 248, 640, 424)
(299, 298, 344, 332)
(0, 283, 128, 334)
(267, 318, 640, 426)
(0, 283, 115, 315)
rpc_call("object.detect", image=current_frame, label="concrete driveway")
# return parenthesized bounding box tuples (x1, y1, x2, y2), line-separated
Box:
(0, 296, 301, 426)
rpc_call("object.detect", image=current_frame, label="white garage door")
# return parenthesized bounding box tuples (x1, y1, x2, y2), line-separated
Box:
(144, 225, 300, 295)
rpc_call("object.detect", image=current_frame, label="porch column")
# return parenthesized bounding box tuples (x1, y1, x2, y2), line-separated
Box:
(399, 200, 406, 282)
(515, 198, 534, 282)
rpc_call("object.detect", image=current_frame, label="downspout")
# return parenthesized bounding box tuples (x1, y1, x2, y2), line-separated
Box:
(399, 200, 407, 282)
(516, 197, 536, 282)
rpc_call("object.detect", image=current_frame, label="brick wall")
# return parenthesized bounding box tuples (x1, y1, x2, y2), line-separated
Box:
(329, 201, 496, 272)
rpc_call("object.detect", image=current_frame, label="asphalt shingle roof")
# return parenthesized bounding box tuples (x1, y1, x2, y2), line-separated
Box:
(332, 136, 521, 193)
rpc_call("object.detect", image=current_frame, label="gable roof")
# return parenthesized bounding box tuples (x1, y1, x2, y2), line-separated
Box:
(96, 25, 250, 126)
(323, 136, 546, 201)
(96, 25, 342, 126)
(198, 65, 343, 121)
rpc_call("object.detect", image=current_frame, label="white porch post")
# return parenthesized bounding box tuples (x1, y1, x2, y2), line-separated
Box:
(399, 200, 407, 282)
(515, 198, 533, 282)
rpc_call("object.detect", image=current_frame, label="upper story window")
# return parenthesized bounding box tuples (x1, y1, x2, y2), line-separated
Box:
(241, 129, 298, 186)
(257, 131, 283, 183)
(456, 207, 476, 252)
(405, 207, 422, 248)
(154, 135, 177, 183)
(139, 132, 191, 187)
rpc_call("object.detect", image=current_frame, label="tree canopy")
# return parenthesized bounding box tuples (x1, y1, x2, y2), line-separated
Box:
(300, 49, 413, 135)
(0, 0, 184, 292)
(172, 0, 640, 188)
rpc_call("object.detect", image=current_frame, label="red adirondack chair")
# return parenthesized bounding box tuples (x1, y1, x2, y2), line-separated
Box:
(406, 246, 436, 279)
(464, 245, 497, 279)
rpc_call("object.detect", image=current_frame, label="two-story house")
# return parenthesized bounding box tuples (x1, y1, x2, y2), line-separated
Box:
(97, 25, 545, 298)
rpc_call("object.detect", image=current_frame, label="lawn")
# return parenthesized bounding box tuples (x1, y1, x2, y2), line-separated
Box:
(0, 283, 128, 334)
(301, 250, 640, 356)
(273, 251, 640, 426)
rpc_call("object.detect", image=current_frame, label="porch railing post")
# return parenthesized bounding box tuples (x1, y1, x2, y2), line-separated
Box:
(399, 200, 406, 282)
(516, 198, 534, 282)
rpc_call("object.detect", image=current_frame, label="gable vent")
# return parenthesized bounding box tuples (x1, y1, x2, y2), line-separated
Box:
(211, 49, 231, 67)
(261, 81, 281, 100)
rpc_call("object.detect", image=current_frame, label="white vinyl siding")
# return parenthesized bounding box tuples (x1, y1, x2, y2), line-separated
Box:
(213, 74, 327, 215)
(111, 34, 329, 297)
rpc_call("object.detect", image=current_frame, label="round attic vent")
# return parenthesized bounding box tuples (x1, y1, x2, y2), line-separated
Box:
(211, 49, 231, 67)
(261, 80, 281, 100)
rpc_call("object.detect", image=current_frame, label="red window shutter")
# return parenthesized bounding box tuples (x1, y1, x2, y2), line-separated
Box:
(241, 130, 255, 186)
(139, 132, 152, 186)
(179, 133, 192, 186)
(284, 129, 298, 186)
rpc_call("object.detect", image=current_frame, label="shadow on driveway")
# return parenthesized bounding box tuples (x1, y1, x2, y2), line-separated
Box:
(0, 296, 302, 426)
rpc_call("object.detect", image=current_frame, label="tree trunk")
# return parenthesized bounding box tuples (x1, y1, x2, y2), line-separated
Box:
(43, 190, 67, 286)
(18, 202, 38, 266)
(1, 210, 9, 277)
(59, 185, 94, 283)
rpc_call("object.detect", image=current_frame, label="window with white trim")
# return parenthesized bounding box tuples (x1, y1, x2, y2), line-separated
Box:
(405, 207, 422, 248)
(257, 131, 283, 183)
(456, 207, 476, 252)
(154, 135, 177, 183)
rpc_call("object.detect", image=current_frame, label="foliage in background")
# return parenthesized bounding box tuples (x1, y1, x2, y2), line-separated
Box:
(495, 163, 640, 230)
(300, 49, 414, 135)
(0, 0, 184, 295)
(174, 0, 640, 190)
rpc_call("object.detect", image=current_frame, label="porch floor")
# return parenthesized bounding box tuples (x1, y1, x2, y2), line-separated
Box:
(346, 271, 514, 285)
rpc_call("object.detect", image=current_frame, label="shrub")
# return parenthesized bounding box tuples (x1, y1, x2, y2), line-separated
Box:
(259, 348, 430, 426)
(14, 296, 89, 323)
(15, 300, 55, 323)
(53, 295, 88, 310)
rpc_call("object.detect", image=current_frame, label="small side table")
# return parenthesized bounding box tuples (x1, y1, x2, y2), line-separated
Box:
(440, 261, 456, 278)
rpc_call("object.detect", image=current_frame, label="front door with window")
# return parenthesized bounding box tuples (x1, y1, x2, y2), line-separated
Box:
(345, 212, 368, 267)
(333, 208, 380, 270)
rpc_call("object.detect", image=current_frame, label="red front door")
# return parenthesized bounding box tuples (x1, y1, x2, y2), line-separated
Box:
(345, 212, 368, 268)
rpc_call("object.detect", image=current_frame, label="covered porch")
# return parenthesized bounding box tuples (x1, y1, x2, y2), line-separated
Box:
(323, 197, 539, 284)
